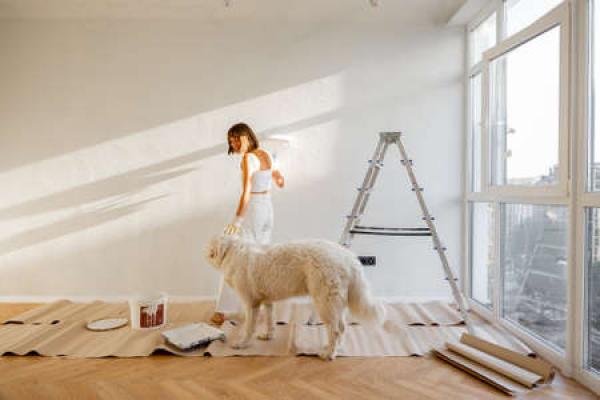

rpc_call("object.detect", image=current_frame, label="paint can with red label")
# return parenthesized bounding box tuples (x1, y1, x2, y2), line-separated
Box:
(129, 293, 168, 329)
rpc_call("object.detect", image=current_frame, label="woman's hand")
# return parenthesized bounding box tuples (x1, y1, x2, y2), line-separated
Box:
(223, 224, 240, 235)
(224, 216, 243, 235)
(272, 170, 285, 188)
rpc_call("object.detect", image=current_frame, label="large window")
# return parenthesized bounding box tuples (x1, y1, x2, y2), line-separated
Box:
(468, 0, 600, 392)
(466, 0, 570, 365)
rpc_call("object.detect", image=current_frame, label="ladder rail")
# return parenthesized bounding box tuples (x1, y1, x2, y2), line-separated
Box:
(347, 137, 385, 216)
(394, 138, 473, 334)
(357, 141, 389, 217)
(340, 137, 388, 245)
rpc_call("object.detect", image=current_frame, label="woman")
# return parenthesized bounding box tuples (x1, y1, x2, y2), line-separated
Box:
(210, 122, 285, 325)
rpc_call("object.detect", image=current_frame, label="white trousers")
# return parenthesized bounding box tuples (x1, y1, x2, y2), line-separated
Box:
(215, 195, 274, 313)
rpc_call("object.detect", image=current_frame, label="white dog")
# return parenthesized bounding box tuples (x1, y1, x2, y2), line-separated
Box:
(205, 236, 385, 360)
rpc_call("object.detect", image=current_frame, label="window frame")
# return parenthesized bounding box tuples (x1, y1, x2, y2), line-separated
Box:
(465, 0, 576, 376)
(578, 0, 600, 394)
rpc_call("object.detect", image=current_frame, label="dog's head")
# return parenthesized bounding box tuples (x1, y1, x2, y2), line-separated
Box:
(205, 235, 236, 269)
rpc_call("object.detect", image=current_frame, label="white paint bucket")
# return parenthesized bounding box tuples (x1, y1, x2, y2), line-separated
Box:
(128, 292, 168, 329)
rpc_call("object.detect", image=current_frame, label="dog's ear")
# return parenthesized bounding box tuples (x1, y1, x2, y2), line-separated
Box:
(218, 235, 235, 262)
(205, 235, 235, 268)
(205, 236, 222, 267)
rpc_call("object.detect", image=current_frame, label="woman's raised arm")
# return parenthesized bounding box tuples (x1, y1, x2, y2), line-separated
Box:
(272, 170, 285, 188)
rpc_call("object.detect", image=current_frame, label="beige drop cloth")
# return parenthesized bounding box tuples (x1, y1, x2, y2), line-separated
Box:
(0, 300, 532, 358)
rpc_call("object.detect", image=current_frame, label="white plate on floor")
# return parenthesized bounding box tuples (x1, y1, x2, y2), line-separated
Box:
(86, 318, 129, 331)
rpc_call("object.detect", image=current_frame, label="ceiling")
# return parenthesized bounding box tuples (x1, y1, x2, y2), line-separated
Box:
(0, 0, 466, 25)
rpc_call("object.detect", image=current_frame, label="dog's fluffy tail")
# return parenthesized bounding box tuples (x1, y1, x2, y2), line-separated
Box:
(347, 267, 386, 324)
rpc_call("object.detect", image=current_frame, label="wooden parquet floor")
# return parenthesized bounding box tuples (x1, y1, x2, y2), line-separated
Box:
(0, 304, 597, 400)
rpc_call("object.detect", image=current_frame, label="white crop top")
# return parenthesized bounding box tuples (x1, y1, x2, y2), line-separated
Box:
(245, 150, 273, 193)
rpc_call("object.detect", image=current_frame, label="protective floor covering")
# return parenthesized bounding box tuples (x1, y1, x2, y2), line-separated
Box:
(0, 300, 532, 358)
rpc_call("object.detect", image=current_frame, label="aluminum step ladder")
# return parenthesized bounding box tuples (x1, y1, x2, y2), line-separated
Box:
(341, 131, 474, 334)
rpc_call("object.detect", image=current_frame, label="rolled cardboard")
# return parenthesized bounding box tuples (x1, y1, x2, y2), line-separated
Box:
(447, 342, 543, 388)
(460, 333, 554, 383)
(433, 348, 528, 396)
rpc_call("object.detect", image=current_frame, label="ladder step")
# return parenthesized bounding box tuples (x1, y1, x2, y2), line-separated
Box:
(411, 186, 424, 192)
(368, 160, 384, 168)
(355, 226, 430, 231)
(400, 159, 413, 166)
(422, 216, 435, 221)
(445, 277, 459, 281)
(350, 226, 432, 237)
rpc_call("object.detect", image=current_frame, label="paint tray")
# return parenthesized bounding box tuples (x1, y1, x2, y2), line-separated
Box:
(161, 323, 225, 351)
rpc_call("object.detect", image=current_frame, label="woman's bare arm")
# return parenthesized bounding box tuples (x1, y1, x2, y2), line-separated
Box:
(224, 154, 253, 235)
(272, 170, 285, 188)
(236, 154, 253, 217)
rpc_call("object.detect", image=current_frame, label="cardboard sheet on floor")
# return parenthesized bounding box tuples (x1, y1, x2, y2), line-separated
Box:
(0, 300, 532, 358)
(206, 321, 293, 357)
(271, 300, 465, 326)
(209, 321, 532, 358)
(4, 300, 464, 327)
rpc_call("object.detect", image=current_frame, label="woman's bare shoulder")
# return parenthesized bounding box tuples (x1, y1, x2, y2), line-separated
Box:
(242, 152, 261, 172)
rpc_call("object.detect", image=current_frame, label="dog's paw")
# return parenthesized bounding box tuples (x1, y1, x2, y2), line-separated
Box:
(231, 341, 250, 350)
(318, 350, 337, 361)
(257, 332, 274, 341)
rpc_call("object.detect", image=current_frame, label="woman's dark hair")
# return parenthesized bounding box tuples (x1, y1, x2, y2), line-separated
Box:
(227, 123, 260, 155)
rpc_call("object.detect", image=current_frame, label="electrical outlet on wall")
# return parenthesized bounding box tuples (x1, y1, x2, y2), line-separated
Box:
(358, 256, 376, 266)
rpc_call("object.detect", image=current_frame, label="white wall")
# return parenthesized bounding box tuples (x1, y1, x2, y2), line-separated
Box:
(0, 11, 465, 301)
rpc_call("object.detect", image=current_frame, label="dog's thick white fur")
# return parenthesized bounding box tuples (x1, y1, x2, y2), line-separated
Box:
(205, 236, 385, 360)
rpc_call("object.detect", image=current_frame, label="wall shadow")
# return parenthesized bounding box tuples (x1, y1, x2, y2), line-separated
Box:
(0, 12, 465, 299)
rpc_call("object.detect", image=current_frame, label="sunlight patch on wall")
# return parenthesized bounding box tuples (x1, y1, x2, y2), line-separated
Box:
(0, 73, 343, 269)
